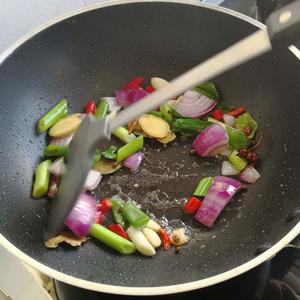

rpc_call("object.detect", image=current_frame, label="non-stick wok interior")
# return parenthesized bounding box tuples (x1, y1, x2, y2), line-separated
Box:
(0, 2, 299, 288)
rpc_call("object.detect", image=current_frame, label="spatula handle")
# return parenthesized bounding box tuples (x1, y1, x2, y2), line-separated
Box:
(266, 0, 300, 47)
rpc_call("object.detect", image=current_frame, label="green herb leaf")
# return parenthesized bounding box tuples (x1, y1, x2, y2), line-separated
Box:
(194, 82, 220, 101)
(101, 145, 117, 160)
(92, 148, 102, 166)
(216, 102, 232, 113)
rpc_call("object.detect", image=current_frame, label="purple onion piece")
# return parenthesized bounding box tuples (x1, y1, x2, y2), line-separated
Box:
(208, 145, 231, 157)
(239, 165, 260, 184)
(65, 193, 97, 237)
(123, 151, 145, 173)
(175, 90, 216, 118)
(194, 176, 242, 228)
(192, 125, 228, 157)
(115, 88, 148, 107)
(47, 176, 58, 198)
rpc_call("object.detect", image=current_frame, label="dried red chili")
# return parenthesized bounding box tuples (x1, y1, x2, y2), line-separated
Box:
(97, 198, 112, 214)
(85, 98, 97, 114)
(107, 224, 129, 240)
(238, 148, 258, 164)
(145, 85, 155, 93)
(228, 107, 246, 117)
(95, 211, 103, 225)
(159, 229, 171, 251)
(124, 77, 144, 90)
(212, 108, 224, 121)
(183, 196, 202, 214)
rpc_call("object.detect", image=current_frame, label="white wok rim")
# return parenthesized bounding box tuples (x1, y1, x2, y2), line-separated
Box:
(0, 0, 299, 295)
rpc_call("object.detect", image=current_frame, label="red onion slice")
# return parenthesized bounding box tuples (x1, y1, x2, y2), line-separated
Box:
(123, 152, 144, 173)
(239, 165, 260, 183)
(208, 145, 231, 157)
(194, 176, 242, 227)
(192, 125, 228, 157)
(115, 88, 148, 107)
(47, 176, 58, 198)
(65, 193, 97, 237)
(175, 90, 216, 118)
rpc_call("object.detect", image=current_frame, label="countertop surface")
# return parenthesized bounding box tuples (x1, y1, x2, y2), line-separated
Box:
(0, 0, 231, 55)
(0, 0, 106, 54)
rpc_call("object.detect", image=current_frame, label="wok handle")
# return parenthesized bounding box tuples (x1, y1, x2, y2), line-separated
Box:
(266, 0, 300, 47)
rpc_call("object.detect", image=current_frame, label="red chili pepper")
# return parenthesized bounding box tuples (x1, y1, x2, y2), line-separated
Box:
(107, 224, 129, 240)
(97, 198, 112, 214)
(228, 107, 246, 117)
(183, 196, 202, 214)
(124, 77, 144, 90)
(159, 229, 171, 251)
(145, 85, 155, 93)
(95, 211, 103, 224)
(212, 108, 224, 121)
(85, 98, 97, 114)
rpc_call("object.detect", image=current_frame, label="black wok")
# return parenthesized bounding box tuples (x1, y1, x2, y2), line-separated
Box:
(0, 0, 299, 295)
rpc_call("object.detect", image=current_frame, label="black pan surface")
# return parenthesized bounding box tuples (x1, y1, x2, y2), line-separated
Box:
(0, 1, 299, 290)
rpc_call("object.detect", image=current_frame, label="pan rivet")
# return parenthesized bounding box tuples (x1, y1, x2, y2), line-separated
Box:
(279, 11, 292, 24)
